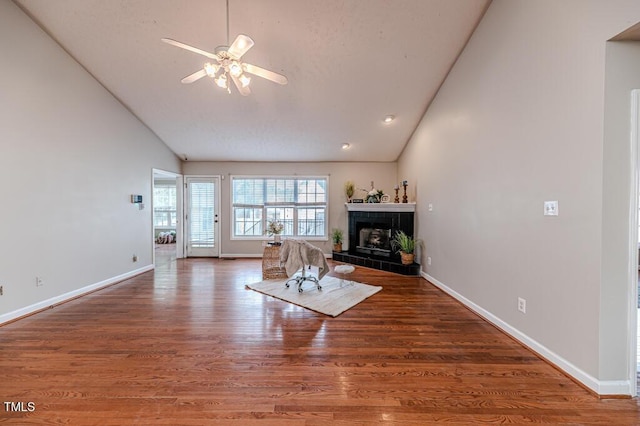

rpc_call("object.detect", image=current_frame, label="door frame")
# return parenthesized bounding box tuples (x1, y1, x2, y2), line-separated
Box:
(184, 175, 221, 257)
(628, 90, 640, 397)
(152, 169, 184, 264)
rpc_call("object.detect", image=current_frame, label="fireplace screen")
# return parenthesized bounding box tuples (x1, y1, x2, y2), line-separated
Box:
(358, 227, 392, 256)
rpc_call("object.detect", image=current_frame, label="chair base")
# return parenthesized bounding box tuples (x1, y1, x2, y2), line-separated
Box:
(285, 275, 322, 293)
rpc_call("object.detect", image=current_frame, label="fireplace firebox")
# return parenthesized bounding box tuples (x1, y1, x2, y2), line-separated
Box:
(358, 226, 392, 257)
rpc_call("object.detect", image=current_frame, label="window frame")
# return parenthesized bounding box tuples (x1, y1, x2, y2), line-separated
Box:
(230, 175, 329, 241)
(153, 183, 178, 229)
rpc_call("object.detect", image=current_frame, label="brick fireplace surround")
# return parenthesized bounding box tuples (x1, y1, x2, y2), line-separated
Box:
(332, 203, 420, 276)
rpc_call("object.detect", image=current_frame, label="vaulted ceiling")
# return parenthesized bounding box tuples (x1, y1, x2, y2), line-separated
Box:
(15, 0, 490, 162)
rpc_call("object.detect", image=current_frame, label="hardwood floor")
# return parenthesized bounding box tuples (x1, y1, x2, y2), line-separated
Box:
(2, 258, 639, 425)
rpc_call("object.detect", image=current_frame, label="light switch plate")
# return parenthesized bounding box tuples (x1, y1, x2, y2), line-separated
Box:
(544, 201, 558, 216)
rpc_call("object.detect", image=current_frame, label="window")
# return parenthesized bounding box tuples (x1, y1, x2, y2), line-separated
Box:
(153, 183, 177, 228)
(232, 176, 328, 239)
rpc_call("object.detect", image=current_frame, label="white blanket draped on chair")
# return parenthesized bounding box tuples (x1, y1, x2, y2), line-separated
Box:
(279, 239, 329, 280)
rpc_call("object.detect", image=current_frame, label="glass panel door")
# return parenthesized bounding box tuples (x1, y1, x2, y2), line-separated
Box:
(185, 176, 220, 257)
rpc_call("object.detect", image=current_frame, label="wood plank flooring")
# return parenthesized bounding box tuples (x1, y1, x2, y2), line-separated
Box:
(1, 258, 639, 424)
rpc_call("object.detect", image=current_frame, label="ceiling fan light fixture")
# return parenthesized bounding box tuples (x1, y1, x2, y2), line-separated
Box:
(229, 61, 242, 77)
(239, 74, 251, 87)
(204, 62, 218, 77)
(215, 73, 228, 88)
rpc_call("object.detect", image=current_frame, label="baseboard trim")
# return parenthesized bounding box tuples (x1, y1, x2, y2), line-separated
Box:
(0, 265, 154, 326)
(421, 271, 632, 397)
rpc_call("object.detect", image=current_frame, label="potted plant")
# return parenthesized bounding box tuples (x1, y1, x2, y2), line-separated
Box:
(331, 228, 344, 252)
(344, 181, 355, 203)
(366, 188, 384, 203)
(391, 230, 421, 265)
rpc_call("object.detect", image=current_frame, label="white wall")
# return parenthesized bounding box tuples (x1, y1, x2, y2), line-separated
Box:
(182, 161, 397, 255)
(0, 1, 181, 321)
(398, 0, 640, 394)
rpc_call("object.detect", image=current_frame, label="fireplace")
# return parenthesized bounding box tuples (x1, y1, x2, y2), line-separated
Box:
(333, 203, 419, 275)
(357, 226, 392, 257)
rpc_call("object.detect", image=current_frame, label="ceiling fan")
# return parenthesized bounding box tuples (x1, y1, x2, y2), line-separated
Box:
(161, 1, 288, 96)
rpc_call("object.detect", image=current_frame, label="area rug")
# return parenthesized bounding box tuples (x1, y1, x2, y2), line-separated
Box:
(246, 275, 382, 317)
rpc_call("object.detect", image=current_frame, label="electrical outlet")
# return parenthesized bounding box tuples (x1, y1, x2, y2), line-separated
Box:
(518, 297, 526, 314)
(132, 254, 138, 262)
(428, 203, 433, 212)
(427, 256, 432, 266)
(0, 285, 3, 296)
(35, 277, 43, 287)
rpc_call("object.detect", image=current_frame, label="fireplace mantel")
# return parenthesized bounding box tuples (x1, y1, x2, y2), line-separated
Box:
(345, 202, 416, 212)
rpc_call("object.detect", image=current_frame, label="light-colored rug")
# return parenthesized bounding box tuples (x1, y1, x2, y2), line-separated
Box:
(246, 275, 382, 317)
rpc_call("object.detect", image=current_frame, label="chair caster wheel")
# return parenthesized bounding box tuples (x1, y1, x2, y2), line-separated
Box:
(298, 288, 303, 293)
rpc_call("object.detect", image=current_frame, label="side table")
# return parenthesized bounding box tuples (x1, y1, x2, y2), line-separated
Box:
(262, 245, 288, 280)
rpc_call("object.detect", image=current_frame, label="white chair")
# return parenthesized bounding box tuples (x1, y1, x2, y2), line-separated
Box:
(280, 239, 328, 293)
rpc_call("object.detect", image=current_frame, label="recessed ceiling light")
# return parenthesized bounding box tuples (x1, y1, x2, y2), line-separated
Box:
(383, 115, 395, 124)
(341, 143, 351, 150)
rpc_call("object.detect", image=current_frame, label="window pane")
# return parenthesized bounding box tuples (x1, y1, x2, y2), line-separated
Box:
(154, 184, 177, 228)
(297, 179, 326, 203)
(190, 182, 215, 248)
(297, 207, 325, 236)
(266, 179, 295, 203)
(233, 179, 264, 204)
(234, 207, 263, 236)
(266, 207, 294, 235)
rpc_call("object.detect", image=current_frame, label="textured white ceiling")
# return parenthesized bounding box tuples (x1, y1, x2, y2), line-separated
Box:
(15, 0, 490, 162)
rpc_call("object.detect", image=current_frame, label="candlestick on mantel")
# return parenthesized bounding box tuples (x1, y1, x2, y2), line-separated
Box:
(394, 186, 400, 203)
(402, 181, 408, 203)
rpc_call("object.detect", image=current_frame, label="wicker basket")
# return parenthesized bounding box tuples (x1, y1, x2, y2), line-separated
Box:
(400, 251, 415, 265)
(262, 245, 288, 280)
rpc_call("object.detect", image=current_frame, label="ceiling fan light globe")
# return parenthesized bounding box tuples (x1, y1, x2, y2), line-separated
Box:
(215, 73, 228, 89)
(239, 74, 251, 87)
(229, 61, 242, 77)
(204, 62, 218, 77)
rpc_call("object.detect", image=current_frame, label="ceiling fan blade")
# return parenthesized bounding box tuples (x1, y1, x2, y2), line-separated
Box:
(161, 38, 218, 59)
(243, 63, 288, 85)
(231, 74, 251, 96)
(227, 34, 254, 59)
(181, 69, 208, 84)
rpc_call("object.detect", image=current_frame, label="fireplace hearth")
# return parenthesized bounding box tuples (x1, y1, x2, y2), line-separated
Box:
(333, 203, 419, 275)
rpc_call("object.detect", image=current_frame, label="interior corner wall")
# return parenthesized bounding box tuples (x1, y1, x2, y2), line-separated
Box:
(601, 41, 640, 380)
(397, 0, 640, 391)
(182, 161, 397, 256)
(0, 1, 181, 321)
